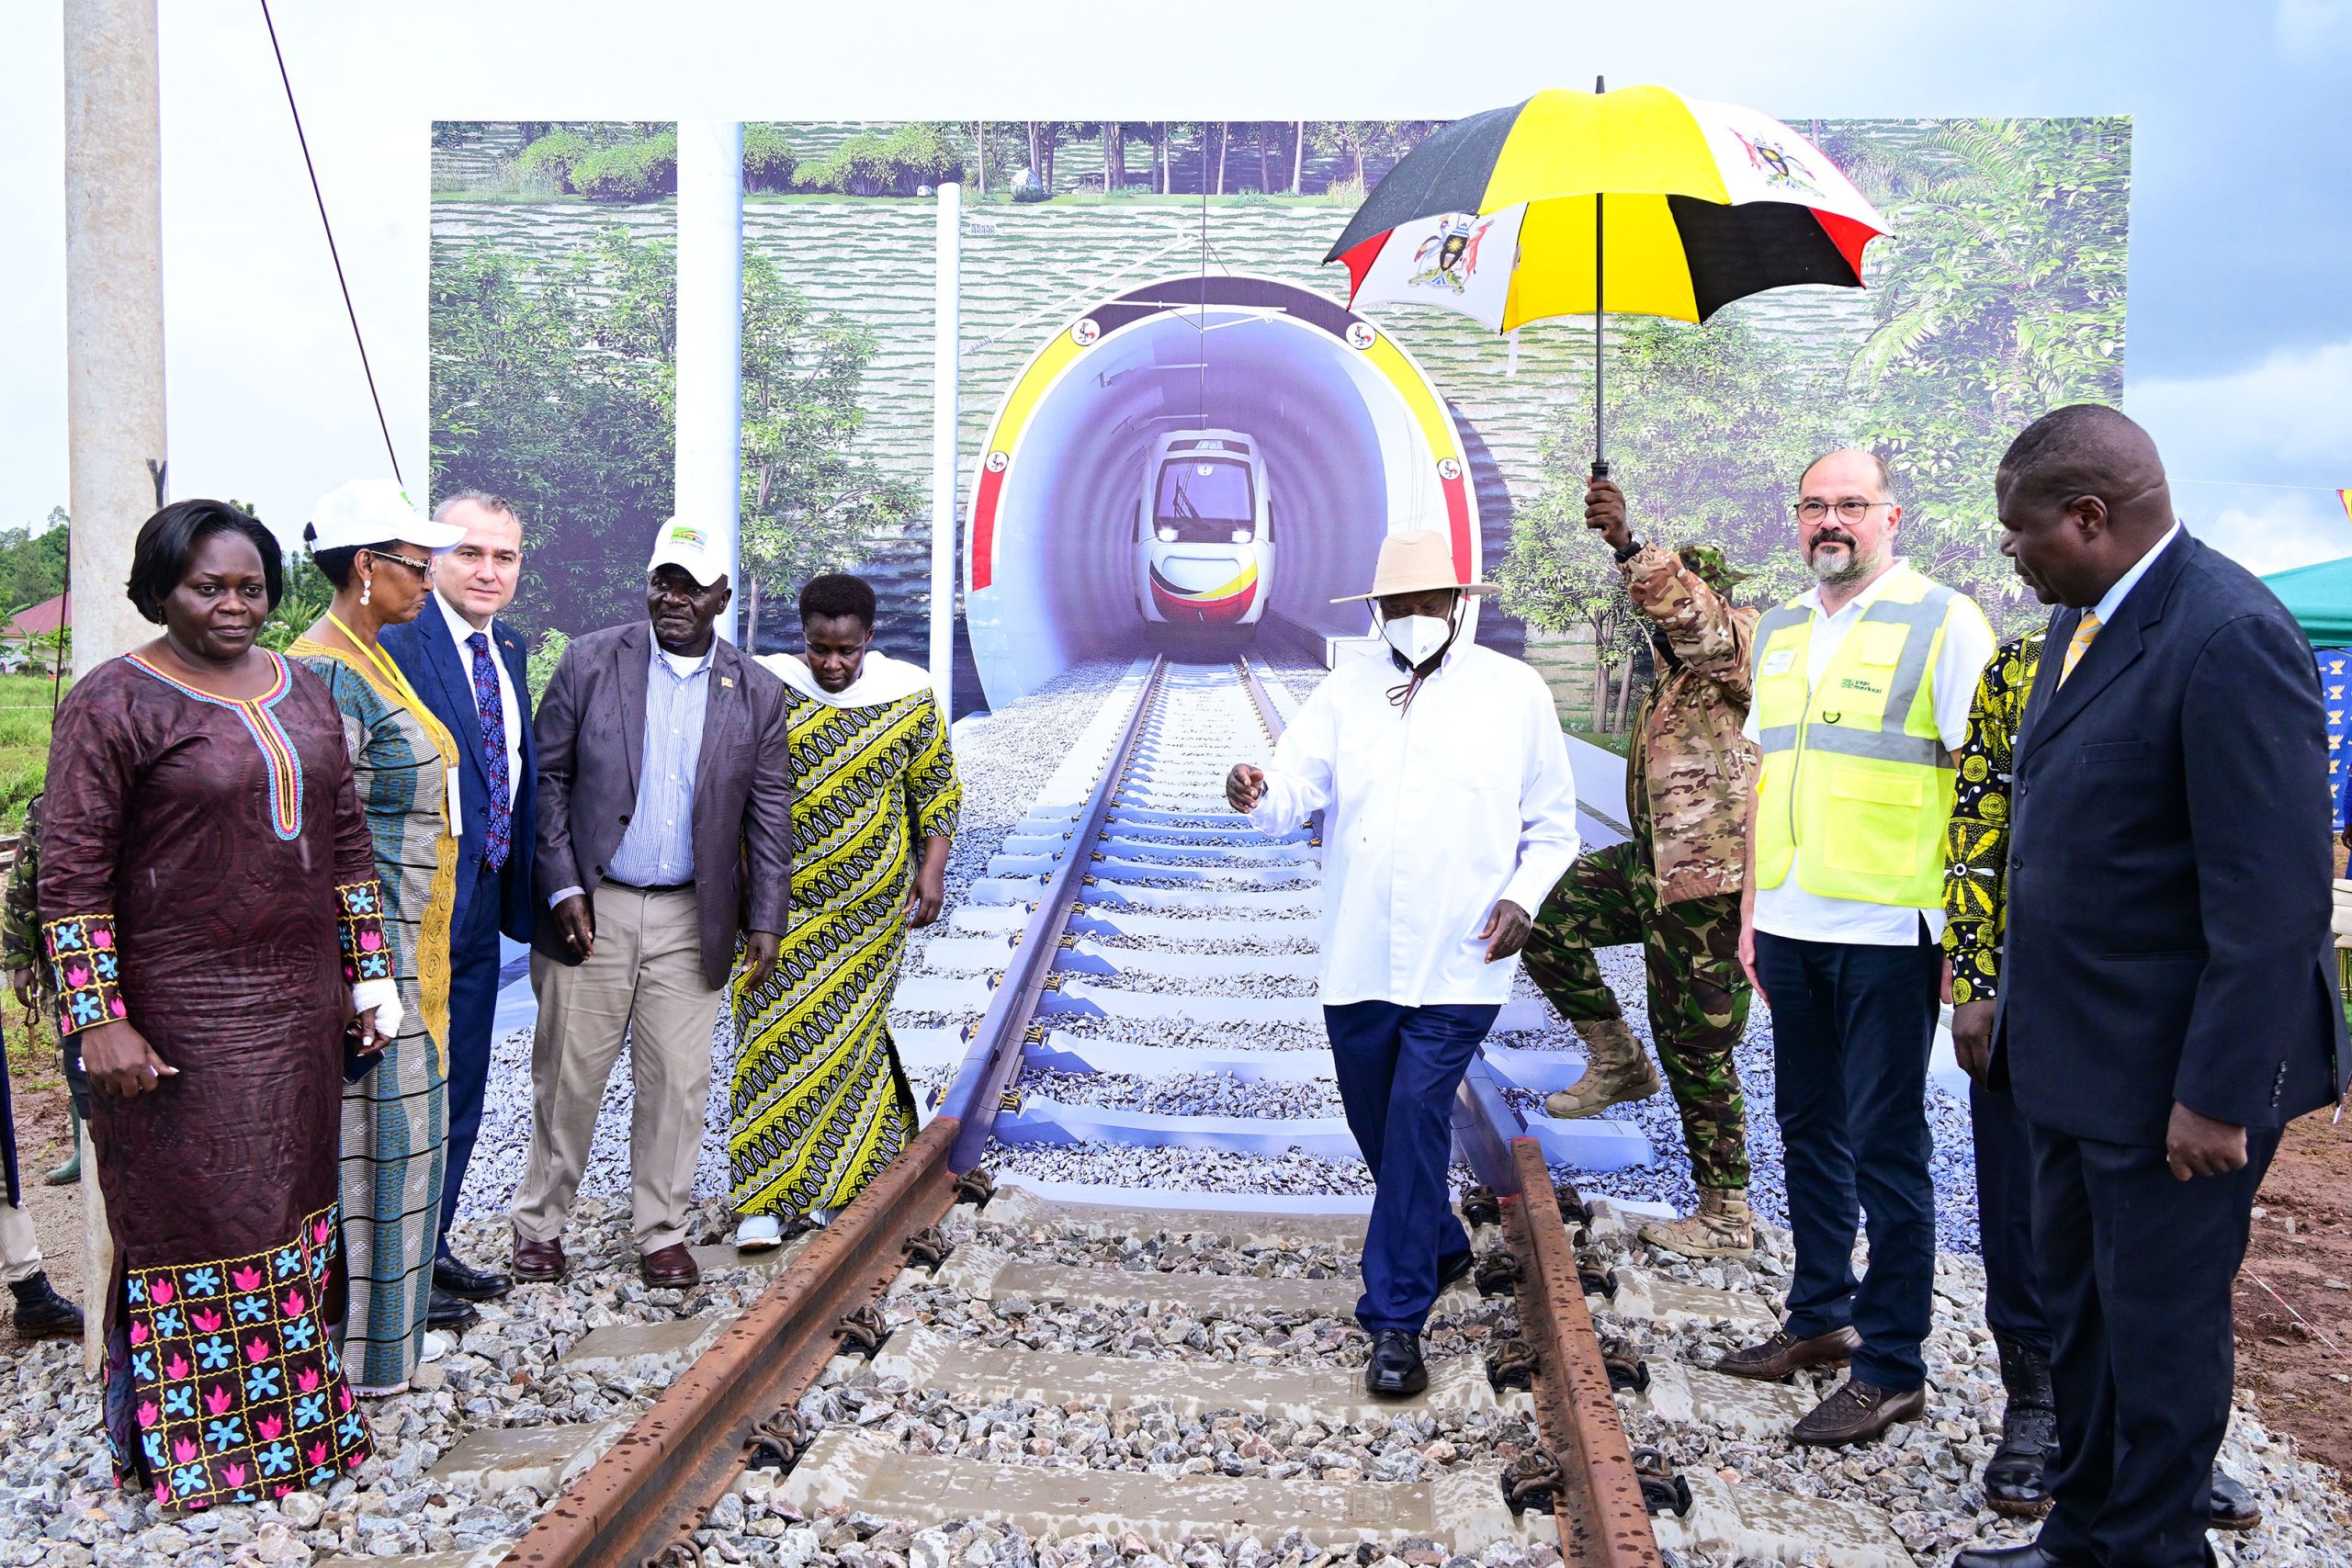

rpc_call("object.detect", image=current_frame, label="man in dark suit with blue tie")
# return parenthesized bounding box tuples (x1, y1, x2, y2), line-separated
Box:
(379, 491, 537, 1324)
(1952, 405, 2347, 1568)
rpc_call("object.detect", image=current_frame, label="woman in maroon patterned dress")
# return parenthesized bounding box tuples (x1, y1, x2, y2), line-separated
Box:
(40, 500, 400, 1510)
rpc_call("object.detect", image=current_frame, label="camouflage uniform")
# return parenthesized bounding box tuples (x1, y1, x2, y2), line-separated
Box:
(1521, 544, 1758, 1190)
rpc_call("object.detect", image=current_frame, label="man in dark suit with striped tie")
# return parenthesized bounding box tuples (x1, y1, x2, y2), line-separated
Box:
(379, 491, 538, 1323)
(1952, 406, 2347, 1568)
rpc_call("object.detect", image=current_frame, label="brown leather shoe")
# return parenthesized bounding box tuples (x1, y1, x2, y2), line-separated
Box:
(639, 1243, 700, 1289)
(1712, 1324, 1860, 1382)
(512, 1227, 566, 1283)
(1792, 1376, 1927, 1446)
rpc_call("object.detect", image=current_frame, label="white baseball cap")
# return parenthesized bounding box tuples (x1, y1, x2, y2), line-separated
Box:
(310, 479, 466, 553)
(647, 517, 729, 588)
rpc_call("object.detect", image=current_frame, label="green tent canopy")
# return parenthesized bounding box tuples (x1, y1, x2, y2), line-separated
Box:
(2262, 555, 2352, 647)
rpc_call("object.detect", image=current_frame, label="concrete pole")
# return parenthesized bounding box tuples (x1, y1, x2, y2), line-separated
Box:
(675, 121, 744, 640)
(929, 184, 962, 716)
(62, 0, 165, 1376)
(62, 0, 167, 679)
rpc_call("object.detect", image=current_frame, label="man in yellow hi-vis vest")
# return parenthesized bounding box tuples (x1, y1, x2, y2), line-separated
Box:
(1712, 449, 1996, 1447)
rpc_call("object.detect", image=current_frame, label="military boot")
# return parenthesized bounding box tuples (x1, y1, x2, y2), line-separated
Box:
(1544, 1019, 1661, 1119)
(1983, 1337, 2058, 1517)
(9, 1272, 84, 1341)
(1639, 1186, 1754, 1259)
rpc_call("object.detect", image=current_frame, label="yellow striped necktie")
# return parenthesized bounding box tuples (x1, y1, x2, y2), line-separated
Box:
(2059, 611, 2103, 686)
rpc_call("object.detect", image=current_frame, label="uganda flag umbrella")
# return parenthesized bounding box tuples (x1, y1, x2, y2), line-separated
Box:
(1325, 80, 1889, 474)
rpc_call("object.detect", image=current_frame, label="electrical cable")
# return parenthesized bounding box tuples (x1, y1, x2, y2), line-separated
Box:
(257, 0, 404, 488)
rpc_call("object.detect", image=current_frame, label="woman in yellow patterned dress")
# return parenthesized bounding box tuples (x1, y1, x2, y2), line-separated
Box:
(287, 480, 466, 1394)
(728, 575, 959, 1249)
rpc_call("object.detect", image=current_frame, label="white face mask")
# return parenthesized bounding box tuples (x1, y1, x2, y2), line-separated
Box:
(1380, 609, 1456, 665)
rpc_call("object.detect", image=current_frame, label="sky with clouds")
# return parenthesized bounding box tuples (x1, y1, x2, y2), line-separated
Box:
(2, 0, 2348, 572)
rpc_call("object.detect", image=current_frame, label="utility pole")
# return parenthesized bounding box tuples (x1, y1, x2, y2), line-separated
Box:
(62, 0, 164, 1373)
(675, 121, 744, 639)
(62, 0, 166, 679)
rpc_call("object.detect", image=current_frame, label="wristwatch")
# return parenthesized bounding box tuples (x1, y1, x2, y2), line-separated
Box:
(1613, 536, 1644, 562)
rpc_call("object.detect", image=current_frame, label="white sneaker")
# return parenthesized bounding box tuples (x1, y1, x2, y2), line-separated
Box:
(734, 1214, 785, 1252)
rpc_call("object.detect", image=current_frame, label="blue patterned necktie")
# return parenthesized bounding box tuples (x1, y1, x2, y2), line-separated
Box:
(468, 631, 512, 871)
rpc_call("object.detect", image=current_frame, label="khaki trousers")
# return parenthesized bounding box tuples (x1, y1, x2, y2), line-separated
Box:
(510, 885, 721, 1254)
(0, 1200, 40, 1283)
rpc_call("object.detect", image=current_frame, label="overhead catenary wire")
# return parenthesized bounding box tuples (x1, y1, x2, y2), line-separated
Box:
(256, 0, 404, 489)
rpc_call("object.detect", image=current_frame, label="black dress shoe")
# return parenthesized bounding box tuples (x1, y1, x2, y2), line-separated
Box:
(1951, 1542, 2096, 1568)
(434, 1254, 513, 1301)
(1365, 1329, 1428, 1398)
(425, 1288, 481, 1330)
(2209, 1466, 2261, 1530)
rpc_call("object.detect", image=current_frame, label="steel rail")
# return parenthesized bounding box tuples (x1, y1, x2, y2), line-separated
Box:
(942, 655, 1170, 1170)
(1503, 1136, 1666, 1568)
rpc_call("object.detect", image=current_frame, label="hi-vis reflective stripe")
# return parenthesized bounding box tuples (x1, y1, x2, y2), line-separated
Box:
(1752, 581, 1956, 762)
(1778, 724, 1951, 766)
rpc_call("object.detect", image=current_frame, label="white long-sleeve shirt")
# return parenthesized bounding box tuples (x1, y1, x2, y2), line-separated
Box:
(1250, 643, 1580, 1007)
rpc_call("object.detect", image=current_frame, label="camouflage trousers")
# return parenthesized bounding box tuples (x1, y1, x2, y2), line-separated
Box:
(1521, 840, 1752, 1190)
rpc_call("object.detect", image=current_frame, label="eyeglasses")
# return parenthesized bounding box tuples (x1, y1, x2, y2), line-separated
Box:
(1792, 499, 1894, 524)
(363, 547, 432, 575)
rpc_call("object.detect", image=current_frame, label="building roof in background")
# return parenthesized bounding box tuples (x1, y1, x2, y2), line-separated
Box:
(4, 591, 67, 638)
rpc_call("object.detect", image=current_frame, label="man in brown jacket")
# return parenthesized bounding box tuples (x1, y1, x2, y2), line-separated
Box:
(1521, 477, 1760, 1258)
(510, 520, 793, 1292)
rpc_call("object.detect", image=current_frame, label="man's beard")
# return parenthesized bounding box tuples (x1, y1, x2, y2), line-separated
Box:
(1807, 534, 1877, 586)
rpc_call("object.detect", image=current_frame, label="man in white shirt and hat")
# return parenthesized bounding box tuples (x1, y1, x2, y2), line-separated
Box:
(1226, 528, 1580, 1398)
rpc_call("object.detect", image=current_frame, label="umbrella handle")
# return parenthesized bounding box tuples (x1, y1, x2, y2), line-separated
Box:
(1592, 73, 1606, 479)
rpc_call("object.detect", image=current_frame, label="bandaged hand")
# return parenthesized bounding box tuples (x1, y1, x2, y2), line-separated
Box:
(350, 977, 402, 1052)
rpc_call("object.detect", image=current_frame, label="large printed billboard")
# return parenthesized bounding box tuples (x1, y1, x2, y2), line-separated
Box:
(427, 117, 2130, 714)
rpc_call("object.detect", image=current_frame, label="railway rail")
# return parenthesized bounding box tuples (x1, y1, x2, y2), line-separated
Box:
(494, 656, 1670, 1568)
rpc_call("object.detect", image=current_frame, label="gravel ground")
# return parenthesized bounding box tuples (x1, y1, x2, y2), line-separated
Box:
(0, 1194, 772, 1567)
(1023, 1071, 1347, 1120)
(1598, 1212, 2352, 1566)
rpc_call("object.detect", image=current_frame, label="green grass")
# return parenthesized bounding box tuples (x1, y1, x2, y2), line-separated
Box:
(0, 673, 68, 835)
(1564, 723, 1632, 760)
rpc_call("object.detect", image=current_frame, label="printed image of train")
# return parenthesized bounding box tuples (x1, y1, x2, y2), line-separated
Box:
(1134, 429, 1275, 626)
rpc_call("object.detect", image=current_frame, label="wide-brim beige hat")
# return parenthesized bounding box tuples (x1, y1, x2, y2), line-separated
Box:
(1331, 528, 1498, 604)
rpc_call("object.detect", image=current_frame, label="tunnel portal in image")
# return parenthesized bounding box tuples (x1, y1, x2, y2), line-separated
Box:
(963, 276, 1483, 709)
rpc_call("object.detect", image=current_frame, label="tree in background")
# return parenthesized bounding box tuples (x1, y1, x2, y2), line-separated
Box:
(1499, 318, 1829, 728)
(741, 124, 798, 193)
(432, 229, 677, 634)
(1832, 118, 2130, 615)
(432, 227, 904, 640)
(1309, 121, 1402, 192)
(0, 515, 69, 614)
(736, 252, 919, 647)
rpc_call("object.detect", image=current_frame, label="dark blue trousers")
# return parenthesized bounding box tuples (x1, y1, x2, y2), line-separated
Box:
(1324, 1000, 1498, 1335)
(2030, 1123, 2275, 1568)
(1970, 1077, 2050, 1358)
(1753, 930, 1939, 1392)
(438, 858, 504, 1257)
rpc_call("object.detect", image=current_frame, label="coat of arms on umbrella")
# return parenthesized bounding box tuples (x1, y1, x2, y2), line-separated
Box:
(1408, 214, 1501, 295)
